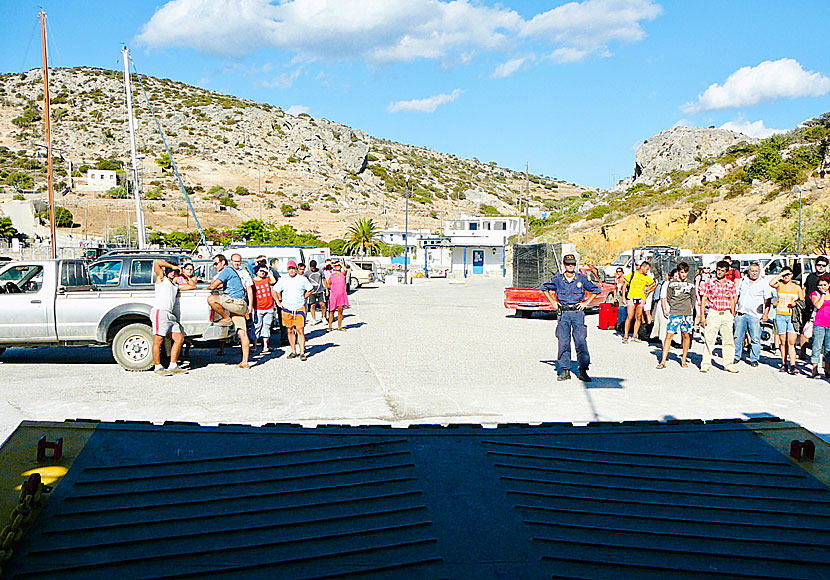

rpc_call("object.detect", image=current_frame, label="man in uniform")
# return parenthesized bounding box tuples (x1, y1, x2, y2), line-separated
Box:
(541, 254, 601, 382)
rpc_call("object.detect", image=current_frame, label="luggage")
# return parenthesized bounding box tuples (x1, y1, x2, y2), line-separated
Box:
(598, 303, 618, 330)
(615, 305, 628, 333)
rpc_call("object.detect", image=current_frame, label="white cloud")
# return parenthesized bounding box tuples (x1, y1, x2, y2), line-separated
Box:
(137, 0, 659, 68)
(523, 0, 662, 63)
(682, 58, 830, 114)
(388, 89, 463, 113)
(137, 0, 522, 63)
(261, 66, 303, 88)
(286, 104, 310, 115)
(672, 118, 691, 128)
(719, 115, 785, 139)
(491, 55, 533, 79)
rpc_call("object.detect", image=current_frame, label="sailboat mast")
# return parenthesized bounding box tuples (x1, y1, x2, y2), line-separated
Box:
(122, 47, 146, 249)
(40, 11, 56, 259)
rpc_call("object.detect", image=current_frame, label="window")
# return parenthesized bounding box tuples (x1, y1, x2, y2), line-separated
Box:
(495, 222, 506, 230)
(130, 260, 154, 285)
(0, 265, 43, 294)
(61, 261, 91, 287)
(469, 222, 478, 231)
(89, 260, 123, 286)
(484, 222, 491, 230)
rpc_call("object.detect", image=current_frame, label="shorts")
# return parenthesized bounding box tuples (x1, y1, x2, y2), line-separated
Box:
(309, 291, 326, 305)
(220, 294, 247, 316)
(151, 308, 183, 336)
(775, 314, 796, 334)
(282, 307, 306, 329)
(666, 315, 694, 334)
(253, 308, 274, 338)
(626, 298, 644, 308)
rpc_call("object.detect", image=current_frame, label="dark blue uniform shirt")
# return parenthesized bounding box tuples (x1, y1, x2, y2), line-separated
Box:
(540, 272, 600, 305)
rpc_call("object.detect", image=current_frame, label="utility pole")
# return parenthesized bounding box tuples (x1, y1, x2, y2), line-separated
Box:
(404, 176, 410, 285)
(122, 47, 147, 249)
(525, 162, 529, 243)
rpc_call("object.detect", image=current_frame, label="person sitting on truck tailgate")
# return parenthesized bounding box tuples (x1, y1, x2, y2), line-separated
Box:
(207, 254, 252, 368)
(151, 259, 192, 376)
(274, 260, 314, 361)
(540, 254, 601, 382)
(622, 261, 657, 344)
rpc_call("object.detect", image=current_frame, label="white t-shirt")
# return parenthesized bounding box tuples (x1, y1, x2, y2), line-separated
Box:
(274, 274, 313, 311)
(235, 267, 254, 289)
(737, 277, 774, 317)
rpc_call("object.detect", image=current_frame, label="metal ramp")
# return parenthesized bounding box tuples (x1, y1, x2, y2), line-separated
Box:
(2, 418, 830, 579)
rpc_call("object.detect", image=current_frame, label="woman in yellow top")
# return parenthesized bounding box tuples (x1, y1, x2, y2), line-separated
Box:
(770, 266, 805, 374)
(622, 261, 658, 343)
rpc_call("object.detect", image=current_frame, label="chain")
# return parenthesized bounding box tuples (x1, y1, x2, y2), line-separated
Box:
(0, 473, 52, 577)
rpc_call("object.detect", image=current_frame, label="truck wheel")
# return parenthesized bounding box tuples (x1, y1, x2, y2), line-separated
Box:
(0, 347, 5, 358)
(348, 277, 360, 292)
(112, 323, 155, 372)
(518, 310, 533, 318)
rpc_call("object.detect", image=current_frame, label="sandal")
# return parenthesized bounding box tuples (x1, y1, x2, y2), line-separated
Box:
(656, 363, 665, 369)
(237, 363, 250, 369)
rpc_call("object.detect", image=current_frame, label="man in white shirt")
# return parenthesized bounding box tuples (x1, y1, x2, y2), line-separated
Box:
(274, 260, 314, 360)
(734, 262, 773, 367)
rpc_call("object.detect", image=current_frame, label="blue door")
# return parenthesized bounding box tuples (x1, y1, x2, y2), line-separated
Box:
(472, 250, 484, 274)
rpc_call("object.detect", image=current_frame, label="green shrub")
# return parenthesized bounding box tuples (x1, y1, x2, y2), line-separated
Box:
(145, 187, 162, 200)
(235, 185, 250, 196)
(5, 172, 33, 190)
(724, 181, 749, 199)
(586, 205, 611, 220)
(107, 186, 127, 199)
(219, 195, 237, 208)
(281, 204, 296, 216)
(96, 158, 124, 171)
(300, 202, 311, 211)
(36, 206, 73, 227)
(479, 204, 500, 216)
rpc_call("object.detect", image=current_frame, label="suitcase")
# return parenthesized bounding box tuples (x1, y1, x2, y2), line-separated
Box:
(598, 303, 618, 330)
(615, 305, 628, 333)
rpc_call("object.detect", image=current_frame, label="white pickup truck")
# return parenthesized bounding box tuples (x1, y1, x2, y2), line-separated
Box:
(0, 259, 230, 371)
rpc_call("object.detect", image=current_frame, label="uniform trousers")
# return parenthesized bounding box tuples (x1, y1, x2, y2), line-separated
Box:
(557, 309, 590, 372)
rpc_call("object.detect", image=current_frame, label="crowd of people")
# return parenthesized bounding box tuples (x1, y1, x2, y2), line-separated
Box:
(613, 255, 830, 379)
(150, 253, 352, 375)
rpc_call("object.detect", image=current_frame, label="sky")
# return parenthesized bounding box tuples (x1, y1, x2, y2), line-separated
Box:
(2, 0, 830, 190)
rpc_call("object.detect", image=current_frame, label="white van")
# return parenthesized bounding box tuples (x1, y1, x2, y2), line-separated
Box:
(603, 246, 693, 280)
(224, 245, 331, 275)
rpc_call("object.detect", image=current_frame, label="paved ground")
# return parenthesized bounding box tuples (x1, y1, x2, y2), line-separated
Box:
(2, 276, 829, 444)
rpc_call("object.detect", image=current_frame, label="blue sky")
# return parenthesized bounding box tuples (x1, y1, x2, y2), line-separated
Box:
(2, 1, 830, 189)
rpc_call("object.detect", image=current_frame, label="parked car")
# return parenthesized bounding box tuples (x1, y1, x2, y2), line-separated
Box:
(0, 259, 231, 371)
(344, 258, 380, 290)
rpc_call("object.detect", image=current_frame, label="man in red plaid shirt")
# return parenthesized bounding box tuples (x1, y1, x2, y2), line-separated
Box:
(699, 260, 739, 373)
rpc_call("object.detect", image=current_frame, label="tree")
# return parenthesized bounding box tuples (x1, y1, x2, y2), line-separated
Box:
(155, 154, 172, 171)
(328, 238, 347, 256)
(236, 219, 271, 243)
(35, 207, 73, 227)
(0, 217, 18, 241)
(5, 172, 34, 190)
(96, 158, 124, 171)
(343, 217, 380, 256)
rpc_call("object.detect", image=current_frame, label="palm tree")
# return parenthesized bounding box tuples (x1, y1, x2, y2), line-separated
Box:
(344, 217, 380, 256)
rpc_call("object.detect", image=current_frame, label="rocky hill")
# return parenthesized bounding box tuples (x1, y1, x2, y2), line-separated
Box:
(535, 115, 830, 262)
(0, 67, 586, 242)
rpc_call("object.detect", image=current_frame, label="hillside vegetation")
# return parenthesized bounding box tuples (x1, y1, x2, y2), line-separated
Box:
(0, 67, 586, 242)
(531, 113, 830, 263)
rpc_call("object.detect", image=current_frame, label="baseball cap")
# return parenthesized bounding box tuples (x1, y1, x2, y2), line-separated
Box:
(287, 260, 298, 269)
(563, 254, 577, 265)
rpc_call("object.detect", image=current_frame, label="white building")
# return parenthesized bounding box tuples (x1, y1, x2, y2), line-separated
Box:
(79, 169, 117, 192)
(375, 226, 432, 262)
(419, 216, 525, 277)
